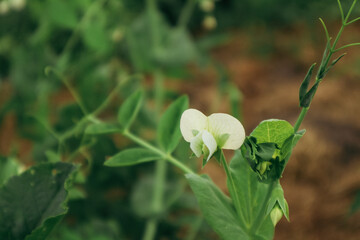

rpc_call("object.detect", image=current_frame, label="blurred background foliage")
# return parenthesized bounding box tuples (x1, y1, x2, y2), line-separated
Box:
(1, 0, 360, 239)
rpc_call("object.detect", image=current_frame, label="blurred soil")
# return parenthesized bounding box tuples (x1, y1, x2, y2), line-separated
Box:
(177, 24, 360, 240)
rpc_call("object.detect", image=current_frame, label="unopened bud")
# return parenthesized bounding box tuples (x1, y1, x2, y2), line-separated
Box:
(202, 16, 217, 30)
(0, 1, 10, 15)
(200, 0, 214, 12)
(270, 205, 283, 226)
(111, 28, 124, 43)
(10, 0, 26, 11)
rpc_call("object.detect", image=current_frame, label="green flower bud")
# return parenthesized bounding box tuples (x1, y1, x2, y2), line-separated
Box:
(270, 205, 283, 226)
(200, 0, 214, 12)
(0, 1, 10, 15)
(203, 16, 217, 30)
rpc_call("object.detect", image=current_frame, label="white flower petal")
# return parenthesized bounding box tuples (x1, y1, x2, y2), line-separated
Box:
(208, 113, 245, 149)
(180, 109, 208, 142)
(190, 132, 203, 158)
(202, 130, 217, 161)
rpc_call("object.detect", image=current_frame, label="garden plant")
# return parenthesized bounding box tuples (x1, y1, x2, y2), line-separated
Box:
(0, 0, 360, 239)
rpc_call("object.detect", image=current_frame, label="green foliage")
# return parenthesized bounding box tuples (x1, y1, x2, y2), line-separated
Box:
(241, 119, 304, 182)
(85, 123, 120, 135)
(265, 182, 289, 221)
(186, 174, 248, 240)
(299, 63, 316, 108)
(117, 90, 144, 131)
(0, 156, 20, 186)
(157, 96, 189, 153)
(0, 162, 76, 240)
(104, 148, 161, 167)
(349, 190, 360, 215)
(187, 151, 275, 240)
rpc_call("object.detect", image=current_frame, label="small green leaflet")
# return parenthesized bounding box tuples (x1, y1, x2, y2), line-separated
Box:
(104, 148, 161, 167)
(117, 90, 144, 131)
(85, 123, 120, 135)
(157, 96, 189, 153)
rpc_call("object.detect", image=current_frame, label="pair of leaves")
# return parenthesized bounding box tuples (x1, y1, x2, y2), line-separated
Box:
(104, 94, 188, 167)
(187, 151, 275, 240)
(85, 89, 144, 135)
(0, 162, 75, 240)
(241, 119, 297, 182)
(299, 44, 345, 108)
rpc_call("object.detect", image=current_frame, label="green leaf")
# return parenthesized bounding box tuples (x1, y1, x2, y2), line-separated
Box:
(281, 129, 306, 165)
(0, 162, 76, 240)
(85, 123, 120, 135)
(104, 148, 161, 167)
(266, 182, 289, 221)
(82, 13, 111, 54)
(250, 119, 294, 147)
(186, 174, 249, 240)
(157, 96, 189, 153)
(300, 82, 319, 108)
(154, 28, 198, 67)
(228, 151, 275, 240)
(117, 90, 144, 131)
(0, 156, 20, 186)
(299, 63, 316, 106)
(47, 0, 78, 29)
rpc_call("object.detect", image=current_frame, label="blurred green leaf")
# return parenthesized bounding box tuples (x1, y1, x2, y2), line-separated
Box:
(104, 148, 161, 167)
(0, 162, 76, 240)
(186, 174, 249, 240)
(82, 13, 111, 54)
(349, 191, 360, 215)
(0, 156, 20, 186)
(85, 123, 120, 135)
(155, 28, 198, 67)
(47, 0, 78, 29)
(157, 96, 189, 153)
(117, 90, 144, 131)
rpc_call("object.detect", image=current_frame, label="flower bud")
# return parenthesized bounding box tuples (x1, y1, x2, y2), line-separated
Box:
(111, 28, 124, 43)
(0, 1, 10, 15)
(10, 0, 26, 11)
(202, 16, 217, 30)
(270, 205, 283, 226)
(200, 0, 214, 12)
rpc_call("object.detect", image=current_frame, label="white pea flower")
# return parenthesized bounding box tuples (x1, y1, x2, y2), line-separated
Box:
(180, 109, 245, 163)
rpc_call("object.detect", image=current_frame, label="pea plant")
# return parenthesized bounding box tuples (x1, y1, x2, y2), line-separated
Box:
(0, 0, 359, 239)
(103, 0, 360, 239)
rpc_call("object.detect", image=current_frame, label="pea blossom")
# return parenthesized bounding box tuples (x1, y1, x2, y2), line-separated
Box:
(180, 109, 245, 162)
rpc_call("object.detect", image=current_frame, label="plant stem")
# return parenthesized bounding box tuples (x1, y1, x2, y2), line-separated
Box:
(220, 151, 250, 228)
(123, 131, 195, 175)
(142, 219, 157, 240)
(293, 107, 308, 132)
(249, 181, 276, 235)
(178, 0, 197, 28)
(294, 1, 359, 131)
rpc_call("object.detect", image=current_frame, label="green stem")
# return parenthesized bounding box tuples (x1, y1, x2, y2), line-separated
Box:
(154, 70, 164, 116)
(295, 1, 359, 131)
(293, 107, 308, 132)
(220, 151, 250, 228)
(123, 131, 195, 175)
(142, 159, 167, 240)
(178, 0, 197, 28)
(249, 181, 276, 235)
(142, 219, 157, 240)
